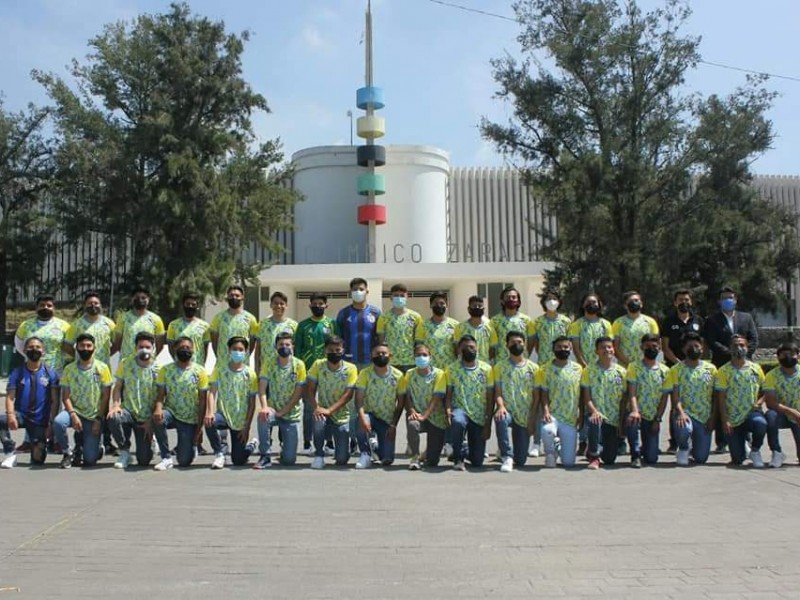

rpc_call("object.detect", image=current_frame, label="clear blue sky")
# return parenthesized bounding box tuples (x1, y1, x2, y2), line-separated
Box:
(1, 0, 798, 173)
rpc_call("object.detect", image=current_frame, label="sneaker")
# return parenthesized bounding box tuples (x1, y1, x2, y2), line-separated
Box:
(617, 439, 628, 456)
(442, 443, 453, 457)
(252, 455, 272, 470)
(349, 440, 359, 456)
(587, 457, 600, 470)
(15, 441, 31, 453)
(676, 449, 690, 466)
(71, 453, 83, 468)
(311, 456, 325, 469)
(630, 457, 642, 469)
(114, 450, 130, 470)
(408, 455, 421, 470)
(770, 451, 785, 468)
(744, 440, 752, 456)
(528, 442, 540, 458)
(500, 457, 514, 473)
(355, 453, 372, 469)
(544, 453, 557, 468)
(453, 460, 466, 471)
(300, 445, 315, 456)
(245, 438, 259, 454)
(211, 453, 226, 470)
(197, 445, 211, 456)
(323, 446, 335, 457)
(1, 453, 18, 469)
(104, 443, 118, 457)
(665, 442, 677, 455)
(153, 457, 173, 471)
(60, 454, 72, 469)
(749, 449, 765, 468)
(714, 443, 727, 454)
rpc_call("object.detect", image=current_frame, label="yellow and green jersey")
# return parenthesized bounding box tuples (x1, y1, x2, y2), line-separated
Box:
(415, 317, 459, 369)
(626, 361, 670, 421)
(209, 310, 258, 366)
(156, 362, 209, 425)
(256, 317, 298, 368)
(307, 358, 358, 425)
(715, 361, 765, 427)
(17, 317, 71, 373)
(531, 314, 572, 364)
(445, 360, 495, 426)
(567, 317, 613, 366)
(356, 365, 403, 424)
(398, 367, 447, 430)
(61, 360, 113, 420)
(611, 314, 659, 364)
(763, 367, 800, 411)
(115, 310, 166, 362)
(535, 361, 583, 425)
(663, 361, 717, 424)
(581, 363, 627, 427)
(167, 317, 210, 366)
(114, 356, 160, 421)
(489, 312, 533, 363)
(259, 356, 307, 422)
(454, 320, 494, 364)
(377, 309, 422, 366)
(493, 358, 538, 427)
(210, 364, 258, 431)
(66, 315, 116, 365)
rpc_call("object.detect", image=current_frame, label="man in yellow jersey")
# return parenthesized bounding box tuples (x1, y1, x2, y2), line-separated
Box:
(112, 286, 166, 361)
(166, 292, 210, 367)
(490, 286, 532, 364)
(377, 283, 422, 373)
(764, 343, 800, 467)
(64, 291, 115, 365)
(538, 336, 583, 467)
(15, 293, 70, 374)
(255, 291, 298, 374)
(454, 295, 494, 364)
(209, 284, 258, 367)
(530, 291, 571, 364)
(612, 290, 660, 368)
(415, 291, 458, 370)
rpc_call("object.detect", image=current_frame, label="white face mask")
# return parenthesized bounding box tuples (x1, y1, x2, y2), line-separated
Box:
(351, 290, 367, 303)
(545, 299, 559, 312)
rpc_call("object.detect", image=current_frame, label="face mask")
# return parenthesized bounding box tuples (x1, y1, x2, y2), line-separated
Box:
(731, 346, 747, 359)
(37, 309, 54, 320)
(627, 301, 642, 313)
(544, 299, 559, 312)
(310, 306, 325, 318)
(686, 347, 702, 360)
(779, 356, 798, 368)
(230, 350, 247, 363)
(351, 290, 367, 303)
(132, 298, 148, 310)
(25, 349, 43, 362)
(503, 299, 520, 310)
(643, 347, 660, 360)
(136, 349, 152, 362)
(584, 303, 600, 315)
(392, 296, 407, 309)
(414, 355, 430, 369)
(77, 349, 94, 361)
(85, 306, 101, 316)
(554, 349, 571, 361)
(372, 355, 390, 368)
(227, 298, 243, 309)
(183, 306, 198, 318)
(432, 305, 446, 316)
(468, 307, 484, 318)
(462, 349, 477, 363)
(176, 348, 193, 362)
(277, 346, 293, 358)
(677, 302, 691, 314)
(327, 351, 343, 364)
(721, 298, 736, 312)
(508, 344, 525, 357)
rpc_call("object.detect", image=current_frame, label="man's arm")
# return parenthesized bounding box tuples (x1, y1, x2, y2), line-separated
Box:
(277, 385, 305, 419)
(743, 314, 759, 357)
(661, 337, 679, 365)
(327, 388, 354, 416)
(704, 316, 729, 359)
(306, 380, 319, 412)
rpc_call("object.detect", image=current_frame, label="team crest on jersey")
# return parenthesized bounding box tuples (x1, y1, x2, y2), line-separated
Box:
(612, 374, 623, 385)
(702, 372, 713, 383)
(322, 327, 330, 335)
(692, 323, 699, 331)
(366, 314, 376, 324)
(39, 376, 50, 386)
(478, 373, 487, 384)
(289, 372, 297, 382)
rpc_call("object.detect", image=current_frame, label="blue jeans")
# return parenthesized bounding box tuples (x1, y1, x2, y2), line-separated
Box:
(494, 412, 529, 466)
(0, 412, 47, 464)
(449, 408, 486, 467)
(587, 419, 619, 464)
(405, 419, 446, 466)
(630, 418, 661, 464)
(673, 415, 712, 464)
(153, 410, 197, 467)
(726, 410, 766, 465)
(356, 413, 396, 465)
(107, 408, 154, 466)
(205, 412, 253, 466)
(540, 417, 578, 467)
(313, 417, 350, 465)
(258, 415, 299, 465)
(52, 410, 102, 465)
(303, 398, 313, 448)
(766, 409, 800, 454)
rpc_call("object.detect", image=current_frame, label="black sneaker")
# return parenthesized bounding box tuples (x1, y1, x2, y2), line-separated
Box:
(71, 452, 83, 468)
(665, 442, 677, 455)
(630, 457, 642, 469)
(714, 444, 728, 455)
(60, 454, 73, 469)
(197, 445, 211, 456)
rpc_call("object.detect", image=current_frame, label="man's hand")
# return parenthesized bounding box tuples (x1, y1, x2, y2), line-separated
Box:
(71, 412, 83, 432)
(542, 410, 552, 424)
(445, 408, 453, 426)
(7, 413, 18, 431)
(258, 407, 275, 422)
(723, 421, 733, 436)
(786, 408, 800, 425)
(494, 406, 508, 422)
(194, 426, 203, 445)
(203, 413, 215, 428)
(358, 414, 371, 434)
(626, 411, 641, 427)
(407, 410, 421, 422)
(314, 407, 330, 421)
(589, 412, 603, 425)
(152, 407, 164, 425)
(238, 429, 249, 445)
(704, 418, 715, 433)
(106, 405, 121, 420)
(676, 412, 690, 428)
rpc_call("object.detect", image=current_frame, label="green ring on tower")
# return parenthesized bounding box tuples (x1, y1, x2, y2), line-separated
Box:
(357, 173, 385, 196)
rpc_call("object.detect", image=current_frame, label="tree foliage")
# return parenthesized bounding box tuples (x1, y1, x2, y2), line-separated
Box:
(37, 2, 299, 318)
(482, 0, 800, 320)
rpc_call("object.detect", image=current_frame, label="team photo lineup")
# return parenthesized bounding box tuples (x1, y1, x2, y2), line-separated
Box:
(3, 277, 799, 473)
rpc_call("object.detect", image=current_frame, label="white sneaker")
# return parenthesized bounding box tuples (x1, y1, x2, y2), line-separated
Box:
(246, 438, 258, 453)
(749, 449, 765, 468)
(453, 460, 466, 471)
(311, 456, 325, 469)
(443, 443, 453, 457)
(300, 446, 315, 456)
(1, 453, 18, 469)
(211, 453, 226, 469)
(355, 452, 372, 469)
(113, 450, 130, 470)
(153, 457, 173, 471)
(544, 453, 557, 468)
(323, 446, 335, 457)
(770, 451, 785, 468)
(500, 457, 514, 473)
(676, 449, 690, 466)
(408, 455, 421, 470)
(528, 441, 540, 458)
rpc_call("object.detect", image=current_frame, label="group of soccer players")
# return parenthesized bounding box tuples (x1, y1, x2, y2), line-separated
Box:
(2, 279, 799, 471)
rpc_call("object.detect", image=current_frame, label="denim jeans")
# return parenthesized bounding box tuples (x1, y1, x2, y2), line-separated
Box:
(406, 419, 446, 466)
(726, 410, 766, 465)
(0, 412, 47, 464)
(449, 408, 486, 467)
(356, 413, 396, 465)
(494, 412, 530, 466)
(766, 409, 800, 454)
(632, 418, 661, 464)
(587, 419, 620, 464)
(673, 415, 712, 464)
(52, 410, 102, 465)
(153, 409, 197, 467)
(205, 412, 253, 466)
(107, 408, 154, 466)
(540, 417, 578, 467)
(313, 417, 350, 465)
(302, 398, 313, 448)
(258, 415, 299, 465)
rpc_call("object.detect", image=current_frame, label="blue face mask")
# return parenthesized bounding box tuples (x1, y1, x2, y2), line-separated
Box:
(721, 298, 736, 312)
(414, 355, 431, 369)
(392, 296, 407, 309)
(230, 350, 247, 363)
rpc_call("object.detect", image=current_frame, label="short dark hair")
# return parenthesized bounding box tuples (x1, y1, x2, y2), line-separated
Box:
(325, 335, 345, 348)
(777, 342, 799, 354)
(270, 291, 288, 303)
(595, 336, 613, 349)
(551, 336, 570, 350)
(174, 336, 194, 348)
(83, 290, 101, 302)
(640, 333, 660, 345)
(24, 336, 45, 348)
(227, 336, 249, 349)
(622, 290, 640, 302)
(35, 294, 55, 305)
(458, 334, 477, 346)
(500, 286, 521, 302)
(414, 342, 430, 353)
(505, 330, 526, 343)
(390, 283, 408, 294)
(349, 277, 368, 290)
(468, 295, 484, 305)
(274, 331, 294, 346)
(578, 292, 603, 317)
(673, 289, 693, 300)
(130, 285, 150, 297)
(540, 290, 561, 310)
(227, 284, 245, 295)
(718, 286, 736, 298)
(134, 331, 156, 346)
(429, 291, 448, 304)
(182, 292, 200, 303)
(309, 292, 328, 303)
(729, 334, 747, 347)
(75, 333, 95, 345)
(681, 332, 702, 346)
(372, 341, 390, 352)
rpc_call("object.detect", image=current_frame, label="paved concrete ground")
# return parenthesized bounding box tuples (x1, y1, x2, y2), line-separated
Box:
(0, 418, 799, 599)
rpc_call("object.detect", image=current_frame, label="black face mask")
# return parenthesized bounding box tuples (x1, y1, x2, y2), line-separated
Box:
(176, 349, 193, 362)
(310, 306, 325, 317)
(508, 344, 525, 357)
(77, 349, 94, 361)
(372, 355, 390, 368)
(686, 348, 702, 360)
(37, 309, 54, 320)
(327, 352, 343, 364)
(132, 298, 148, 310)
(25, 349, 43, 362)
(183, 306, 198, 318)
(584, 303, 600, 315)
(227, 298, 243, 309)
(554, 349, 571, 361)
(677, 303, 691, 314)
(779, 356, 798, 368)
(462, 349, 477, 363)
(627, 301, 642, 313)
(468, 307, 484, 318)
(643, 347, 660, 360)
(431, 306, 446, 316)
(85, 306, 101, 316)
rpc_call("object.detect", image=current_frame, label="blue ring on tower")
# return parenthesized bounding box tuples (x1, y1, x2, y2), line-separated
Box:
(357, 86, 385, 110)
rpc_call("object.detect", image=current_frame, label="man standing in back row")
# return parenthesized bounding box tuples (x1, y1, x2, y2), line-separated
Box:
(337, 277, 381, 369)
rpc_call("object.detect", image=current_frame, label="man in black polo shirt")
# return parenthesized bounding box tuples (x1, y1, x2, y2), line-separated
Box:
(660, 289, 704, 453)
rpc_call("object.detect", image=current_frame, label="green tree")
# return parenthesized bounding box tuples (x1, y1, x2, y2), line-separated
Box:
(482, 0, 800, 320)
(36, 2, 299, 320)
(0, 101, 54, 337)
